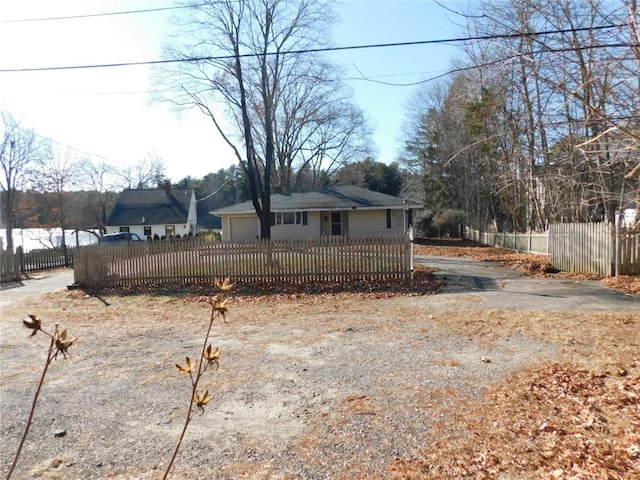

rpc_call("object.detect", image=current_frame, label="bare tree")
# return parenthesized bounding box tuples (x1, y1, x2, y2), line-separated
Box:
(160, 0, 361, 238)
(31, 146, 79, 258)
(293, 102, 371, 191)
(77, 158, 122, 235)
(119, 153, 167, 189)
(254, 61, 371, 193)
(406, 0, 639, 232)
(0, 112, 50, 252)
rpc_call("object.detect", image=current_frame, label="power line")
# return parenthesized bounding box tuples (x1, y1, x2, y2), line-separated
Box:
(0, 23, 630, 73)
(1, 1, 244, 23)
(351, 43, 639, 87)
(1, 4, 194, 23)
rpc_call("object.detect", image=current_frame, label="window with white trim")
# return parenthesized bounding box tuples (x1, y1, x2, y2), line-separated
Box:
(271, 211, 308, 225)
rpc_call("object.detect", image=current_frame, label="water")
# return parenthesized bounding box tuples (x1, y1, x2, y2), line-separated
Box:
(0, 228, 100, 253)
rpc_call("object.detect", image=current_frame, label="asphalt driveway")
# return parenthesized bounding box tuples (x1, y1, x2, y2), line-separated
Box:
(416, 255, 640, 312)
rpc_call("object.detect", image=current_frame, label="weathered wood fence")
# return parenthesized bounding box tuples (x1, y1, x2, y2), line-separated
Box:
(463, 228, 548, 255)
(0, 251, 21, 282)
(616, 227, 640, 275)
(549, 223, 613, 276)
(74, 235, 413, 289)
(0, 246, 75, 282)
(465, 223, 640, 276)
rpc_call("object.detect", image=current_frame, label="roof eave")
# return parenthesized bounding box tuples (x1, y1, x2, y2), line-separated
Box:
(211, 204, 423, 216)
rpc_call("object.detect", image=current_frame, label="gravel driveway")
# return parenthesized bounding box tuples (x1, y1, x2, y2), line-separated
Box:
(0, 269, 75, 308)
(0, 262, 637, 479)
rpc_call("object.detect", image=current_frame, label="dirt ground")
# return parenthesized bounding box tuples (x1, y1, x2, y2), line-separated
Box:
(1, 240, 639, 479)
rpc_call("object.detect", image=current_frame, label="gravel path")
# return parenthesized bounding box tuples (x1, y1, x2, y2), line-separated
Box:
(0, 269, 75, 308)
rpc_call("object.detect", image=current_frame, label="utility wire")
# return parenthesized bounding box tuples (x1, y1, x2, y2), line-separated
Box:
(1, 1, 245, 23)
(350, 42, 639, 87)
(1, 4, 201, 23)
(0, 23, 630, 73)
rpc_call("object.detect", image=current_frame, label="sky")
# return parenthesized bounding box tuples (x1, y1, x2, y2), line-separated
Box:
(0, 0, 466, 183)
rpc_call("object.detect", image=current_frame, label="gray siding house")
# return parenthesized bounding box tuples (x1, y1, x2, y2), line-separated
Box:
(211, 185, 420, 242)
(106, 185, 197, 239)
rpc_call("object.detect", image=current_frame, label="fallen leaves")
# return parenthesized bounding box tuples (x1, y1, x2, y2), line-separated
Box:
(413, 240, 555, 277)
(390, 361, 640, 479)
(94, 264, 443, 300)
(342, 394, 377, 416)
(604, 275, 640, 296)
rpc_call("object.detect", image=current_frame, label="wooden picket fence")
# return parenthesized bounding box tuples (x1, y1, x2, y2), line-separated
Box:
(0, 246, 75, 283)
(0, 250, 21, 282)
(615, 226, 640, 276)
(73, 235, 413, 289)
(549, 222, 640, 276)
(466, 223, 639, 276)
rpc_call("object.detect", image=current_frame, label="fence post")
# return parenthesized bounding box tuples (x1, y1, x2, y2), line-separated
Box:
(16, 246, 24, 273)
(614, 224, 620, 277)
(407, 227, 414, 280)
(0, 250, 20, 282)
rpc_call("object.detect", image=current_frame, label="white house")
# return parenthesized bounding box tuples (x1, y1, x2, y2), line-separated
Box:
(106, 184, 197, 239)
(211, 185, 421, 242)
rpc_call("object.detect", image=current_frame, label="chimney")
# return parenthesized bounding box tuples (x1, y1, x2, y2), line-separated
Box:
(164, 182, 171, 194)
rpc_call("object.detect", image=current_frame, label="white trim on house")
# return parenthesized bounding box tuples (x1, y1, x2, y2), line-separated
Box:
(105, 223, 193, 239)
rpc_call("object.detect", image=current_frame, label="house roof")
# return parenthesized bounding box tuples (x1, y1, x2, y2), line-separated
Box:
(107, 188, 194, 226)
(211, 185, 422, 215)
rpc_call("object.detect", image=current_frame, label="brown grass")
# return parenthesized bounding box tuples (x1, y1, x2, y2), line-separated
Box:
(431, 309, 639, 370)
(430, 358, 463, 368)
(56, 248, 640, 480)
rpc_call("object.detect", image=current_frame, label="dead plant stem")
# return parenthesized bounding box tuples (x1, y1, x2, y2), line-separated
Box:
(5, 335, 55, 480)
(162, 304, 218, 480)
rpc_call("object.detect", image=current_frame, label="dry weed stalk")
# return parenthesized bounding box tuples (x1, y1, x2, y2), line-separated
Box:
(162, 278, 233, 480)
(5, 316, 77, 480)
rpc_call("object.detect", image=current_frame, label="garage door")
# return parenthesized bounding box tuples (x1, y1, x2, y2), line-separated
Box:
(229, 216, 259, 242)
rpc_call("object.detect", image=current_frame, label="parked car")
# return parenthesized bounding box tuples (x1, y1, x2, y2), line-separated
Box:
(100, 232, 142, 243)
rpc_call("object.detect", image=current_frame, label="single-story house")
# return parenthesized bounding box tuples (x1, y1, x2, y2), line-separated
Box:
(106, 184, 197, 239)
(211, 185, 421, 242)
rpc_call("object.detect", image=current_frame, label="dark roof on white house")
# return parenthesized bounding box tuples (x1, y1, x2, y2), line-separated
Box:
(211, 185, 422, 215)
(107, 188, 194, 226)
